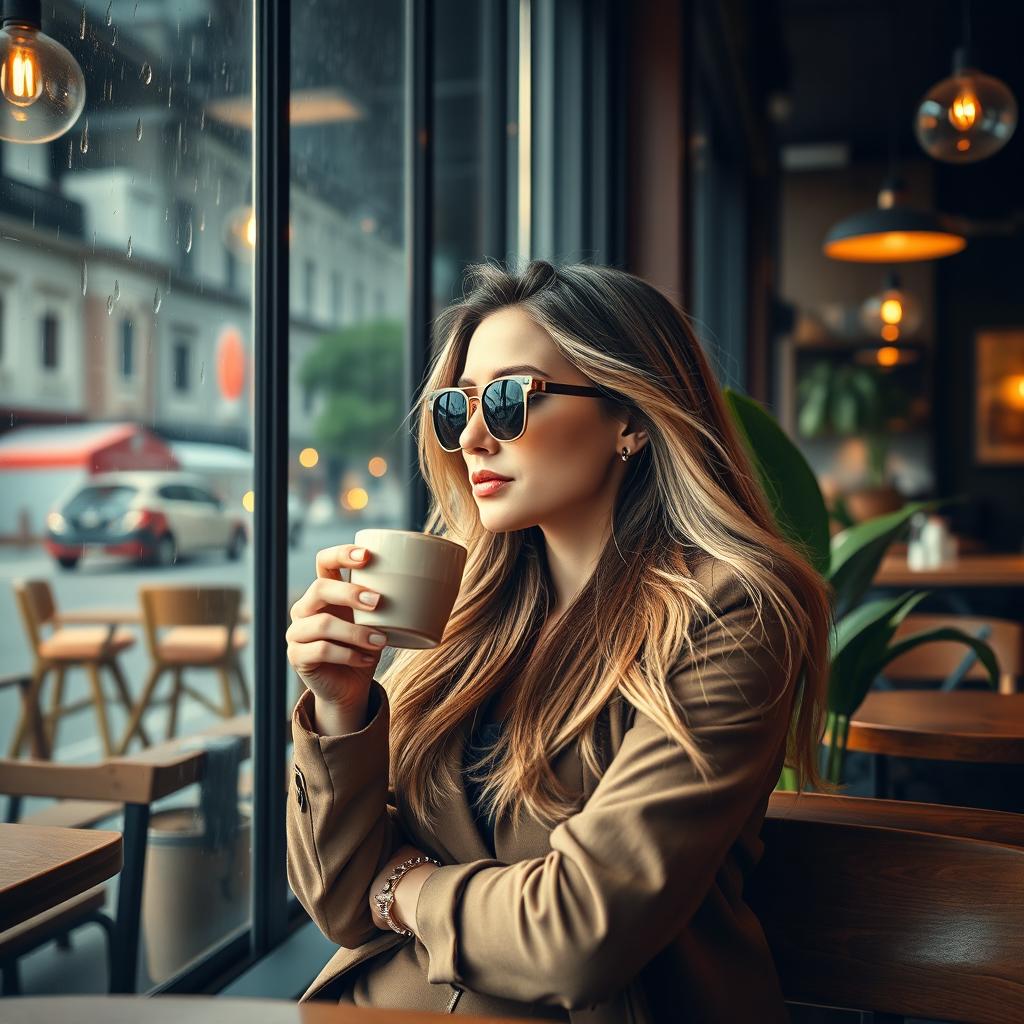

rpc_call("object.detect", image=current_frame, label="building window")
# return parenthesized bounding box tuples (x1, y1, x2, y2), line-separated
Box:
(175, 198, 194, 275)
(331, 270, 342, 322)
(173, 338, 192, 392)
(41, 313, 59, 369)
(304, 258, 316, 317)
(120, 320, 134, 378)
(354, 280, 365, 322)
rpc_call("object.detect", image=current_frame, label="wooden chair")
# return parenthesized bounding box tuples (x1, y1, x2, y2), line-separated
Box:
(118, 586, 250, 755)
(9, 580, 144, 759)
(0, 714, 254, 994)
(882, 612, 1023, 694)
(754, 791, 1024, 1022)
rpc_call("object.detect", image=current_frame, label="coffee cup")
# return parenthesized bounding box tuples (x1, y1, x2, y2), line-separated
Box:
(349, 528, 468, 648)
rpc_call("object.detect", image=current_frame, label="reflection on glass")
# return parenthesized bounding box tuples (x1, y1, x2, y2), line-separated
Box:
(0, 0, 253, 992)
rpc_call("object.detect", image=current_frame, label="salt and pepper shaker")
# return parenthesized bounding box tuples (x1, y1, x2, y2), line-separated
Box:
(908, 513, 957, 569)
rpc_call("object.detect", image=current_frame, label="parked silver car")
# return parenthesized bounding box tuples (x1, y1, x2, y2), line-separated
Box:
(45, 470, 248, 570)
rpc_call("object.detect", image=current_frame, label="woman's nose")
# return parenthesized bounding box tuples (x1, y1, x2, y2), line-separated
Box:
(460, 396, 489, 447)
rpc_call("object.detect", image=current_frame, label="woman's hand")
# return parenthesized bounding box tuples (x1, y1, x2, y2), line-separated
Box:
(286, 544, 390, 714)
(369, 844, 441, 936)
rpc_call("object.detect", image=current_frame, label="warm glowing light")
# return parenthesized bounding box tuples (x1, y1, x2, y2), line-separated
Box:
(956, 138, 971, 152)
(880, 324, 900, 342)
(877, 346, 900, 366)
(242, 490, 255, 512)
(1000, 374, 1024, 409)
(880, 298, 903, 325)
(299, 447, 319, 468)
(246, 209, 256, 248)
(345, 487, 369, 510)
(949, 90, 980, 130)
(825, 230, 967, 262)
(1, 47, 40, 106)
(367, 456, 387, 477)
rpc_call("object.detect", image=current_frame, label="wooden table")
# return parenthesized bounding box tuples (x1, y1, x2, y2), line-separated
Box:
(844, 690, 1024, 799)
(873, 552, 1024, 589)
(0, 823, 122, 932)
(0, 996, 523, 1022)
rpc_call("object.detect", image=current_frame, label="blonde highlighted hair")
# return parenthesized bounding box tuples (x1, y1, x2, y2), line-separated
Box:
(379, 258, 836, 836)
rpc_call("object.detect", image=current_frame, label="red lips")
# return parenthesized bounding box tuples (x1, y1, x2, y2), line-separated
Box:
(471, 470, 513, 484)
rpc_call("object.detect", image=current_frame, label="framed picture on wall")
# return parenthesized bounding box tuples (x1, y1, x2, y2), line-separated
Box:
(974, 328, 1024, 465)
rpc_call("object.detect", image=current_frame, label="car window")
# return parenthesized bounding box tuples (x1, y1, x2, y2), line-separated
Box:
(63, 485, 137, 517)
(188, 486, 221, 506)
(157, 484, 189, 501)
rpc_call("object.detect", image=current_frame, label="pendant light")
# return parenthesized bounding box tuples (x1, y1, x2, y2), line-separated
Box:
(859, 271, 923, 342)
(823, 176, 967, 262)
(0, 0, 86, 143)
(914, 1, 1017, 163)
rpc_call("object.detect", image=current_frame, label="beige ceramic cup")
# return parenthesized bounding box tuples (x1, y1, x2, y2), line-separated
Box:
(349, 528, 468, 648)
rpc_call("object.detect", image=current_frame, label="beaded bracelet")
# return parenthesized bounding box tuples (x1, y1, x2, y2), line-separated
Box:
(372, 853, 442, 935)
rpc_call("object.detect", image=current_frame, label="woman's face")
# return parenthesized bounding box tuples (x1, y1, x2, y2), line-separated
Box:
(454, 306, 638, 533)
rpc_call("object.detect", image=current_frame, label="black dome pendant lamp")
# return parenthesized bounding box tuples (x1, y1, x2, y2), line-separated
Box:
(823, 6, 967, 264)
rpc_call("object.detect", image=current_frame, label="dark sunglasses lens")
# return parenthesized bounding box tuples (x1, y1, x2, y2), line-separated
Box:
(483, 378, 526, 440)
(433, 379, 526, 449)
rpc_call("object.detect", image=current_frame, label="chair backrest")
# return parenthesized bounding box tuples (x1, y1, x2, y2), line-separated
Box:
(749, 794, 1024, 1022)
(12, 579, 57, 653)
(885, 612, 1023, 692)
(137, 585, 241, 657)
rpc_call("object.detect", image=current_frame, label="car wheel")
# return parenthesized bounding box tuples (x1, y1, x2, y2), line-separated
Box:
(56, 555, 80, 570)
(155, 533, 178, 567)
(226, 529, 245, 561)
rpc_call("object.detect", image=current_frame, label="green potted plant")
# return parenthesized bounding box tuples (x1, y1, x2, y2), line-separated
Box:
(724, 388, 1000, 788)
(797, 359, 910, 521)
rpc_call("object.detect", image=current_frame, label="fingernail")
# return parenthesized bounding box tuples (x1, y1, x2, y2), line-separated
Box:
(359, 591, 380, 607)
(369, 632, 387, 646)
(352, 547, 366, 561)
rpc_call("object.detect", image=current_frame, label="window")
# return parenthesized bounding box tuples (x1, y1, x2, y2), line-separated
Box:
(40, 313, 59, 369)
(120, 319, 134, 378)
(172, 339, 192, 393)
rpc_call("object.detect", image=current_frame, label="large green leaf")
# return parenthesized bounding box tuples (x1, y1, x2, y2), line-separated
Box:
(829, 590, 930, 715)
(724, 388, 831, 578)
(829, 499, 945, 618)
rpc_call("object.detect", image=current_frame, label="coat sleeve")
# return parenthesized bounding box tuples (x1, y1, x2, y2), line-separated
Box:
(413, 583, 798, 1010)
(287, 680, 411, 948)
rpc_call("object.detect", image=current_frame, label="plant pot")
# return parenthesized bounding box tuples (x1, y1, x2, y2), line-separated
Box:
(843, 484, 904, 522)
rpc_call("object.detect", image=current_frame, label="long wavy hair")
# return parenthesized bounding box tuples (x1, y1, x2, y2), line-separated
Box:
(379, 258, 837, 837)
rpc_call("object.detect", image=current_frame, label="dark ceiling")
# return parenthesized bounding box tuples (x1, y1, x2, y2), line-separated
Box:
(776, 0, 1024, 169)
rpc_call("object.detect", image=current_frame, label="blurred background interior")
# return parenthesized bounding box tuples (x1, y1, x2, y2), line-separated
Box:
(1, 0, 1023, 1019)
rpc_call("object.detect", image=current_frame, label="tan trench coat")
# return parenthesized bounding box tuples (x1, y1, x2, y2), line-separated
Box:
(286, 558, 795, 1022)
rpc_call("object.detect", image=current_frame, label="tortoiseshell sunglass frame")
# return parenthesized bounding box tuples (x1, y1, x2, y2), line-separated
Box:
(425, 375, 607, 450)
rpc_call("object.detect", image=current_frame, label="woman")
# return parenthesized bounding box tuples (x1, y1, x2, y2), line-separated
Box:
(285, 259, 835, 1021)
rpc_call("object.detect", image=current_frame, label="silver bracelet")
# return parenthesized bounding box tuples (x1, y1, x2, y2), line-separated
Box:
(373, 854, 442, 935)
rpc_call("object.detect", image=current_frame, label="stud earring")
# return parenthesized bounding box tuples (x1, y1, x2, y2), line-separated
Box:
(620, 447, 630, 461)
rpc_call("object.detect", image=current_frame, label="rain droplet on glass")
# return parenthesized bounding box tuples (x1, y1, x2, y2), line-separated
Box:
(106, 295, 114, 315)
(81, 260, 88, 296)
(136, 117, 142, 141)
(105, 1, 112, 26)
(140, 61, 152, 85)
(67, 138, 73, 168)
(198, 210, 205, 232)
(126, 236, 132, 259)
(79, 120, 89, 153)
(79, 5, 86, 39)
(153, 288, 162, 314)
(113, 280, 120, 301)
(112, 26, 117, 47)
(200, 362, 205, 383)
(184, 221, 193, 254)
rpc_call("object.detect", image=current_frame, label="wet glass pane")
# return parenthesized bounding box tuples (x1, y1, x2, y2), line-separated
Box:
(0, 0, 254, 992)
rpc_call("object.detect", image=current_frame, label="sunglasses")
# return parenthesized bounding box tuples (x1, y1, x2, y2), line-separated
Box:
(426, 375, 606, 451)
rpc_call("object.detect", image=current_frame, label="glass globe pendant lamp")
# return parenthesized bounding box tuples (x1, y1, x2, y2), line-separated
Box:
(860, 271, 923, 342)
(915, 45, 1017, 163)
(0, 0, 86, 143)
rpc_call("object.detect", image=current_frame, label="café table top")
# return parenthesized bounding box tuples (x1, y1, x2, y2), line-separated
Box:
(846, 689, 1024, 764)
(0, 995, 526, 1023)
(873, 552, 1024, 588)
(57, 606, 252, 625)
(0, 824, 123, 932)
